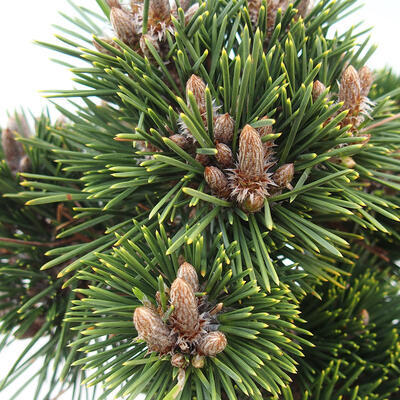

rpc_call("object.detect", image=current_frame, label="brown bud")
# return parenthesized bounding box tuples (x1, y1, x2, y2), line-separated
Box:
(273, 163, 294, 189)
(238, 125, 264, 178)
(130, 0, 143, 14)
(358, 66, 373, 97)
(107, 0, 122, 8)
(2, 129, 25, 176)
(171, 353, 187, 368)
(170, 278, 199, 336)
(195, 153, 210, 166)
(197, 331, 227, 356)
(257, 115, 273, 137)
(18, 316, 46, 339)
(241, 194, 265, 213)
(133, 306, 174, 353)
(247, 0, 261, 25)
(191, 354, 205, 368)
(209, 303, 223, 316)
(177, 262, 199, 292)
(148, 0, 171, 25)
(186, 75, 206, 114)
(214, 113, 234, 144)
(297, 0, 313, 18)
(169, 134, 190, 150)
(18, 155, 31, 174)
(263, 140, 275, 161)
(360, 309, 370, 326)
(93, 37, 120, 56)
(140, 33, 160, 59)
(7, 114, 31, 138)
(312, 80, 326, 101)
(184, 3, 200, 25)
(110, 7, 138, 48)
(215, 143, 234, 168)
(339, 65, 361, 109)
(340, 156, 356, 168)
(204, 166, 230, 198)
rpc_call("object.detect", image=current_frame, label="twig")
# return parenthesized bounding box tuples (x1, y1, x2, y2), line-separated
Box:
(360, 113, 400, 133)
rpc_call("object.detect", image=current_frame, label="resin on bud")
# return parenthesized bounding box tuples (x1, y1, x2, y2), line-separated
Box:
(215, 143, 234, 168)
(273, 163, 294, 189)
(238, 125, 265, 178)
(204, 166, 230, 198)
(186, 75, 206, 115)
(312, 80, 326, 101)
(197, 331, 227, 356)
(358, 66, 374, 97)
(214, 113, 234, 144)
(110, 7, 138, 48)
(170, 278, 199, 336)
(176, 262, 199, 292)
(133, 306, 174, 353)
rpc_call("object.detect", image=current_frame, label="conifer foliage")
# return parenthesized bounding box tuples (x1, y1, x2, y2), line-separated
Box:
(0, 0, 399, 399)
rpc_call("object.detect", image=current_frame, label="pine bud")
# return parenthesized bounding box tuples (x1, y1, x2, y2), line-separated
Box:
(169, 134, 191, 150)
(140, 33, 160, 59)
(133, 306, 174, 353)
(195, 153, 210, 166)
(186, 75, 206, 115)
(130, 0, 143, 14)
(214, 113, 234, 144)
(241, 194, 265, 213)
(148, 0, 171, 25)
(171, 353, 187, 368)
(247, 0, 261, 25)
(273, 163, 294, 189)
(2, 129, 25, 175)
(7, 114, 31, 138)
(339, 65, 361, 109)
(170, 278, 199, 336)
(204, 166, 230, 198)
(238, 125, 264, 178)
(110, 7, 138, 48)
(215, 143, 234, 168)
(197, 331, 227, 356)
(257, 115, 273, 137)
(340, 156, 356, 168)
(358, 66, 373, 97)
(360, 309, 370, 326)
(177, 262, 199, 292)
(107, 0, 122, 8)
(297, 0, 313, 18)
(93, 37, 120, 56)
(18, 155, 31, 174)
(184, 4, 200, 25)
(312, 80, 326, 101)
(191, 354, 205, 368)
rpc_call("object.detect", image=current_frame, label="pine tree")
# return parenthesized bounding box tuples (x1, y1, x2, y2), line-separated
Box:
(1, 0, 400, 399)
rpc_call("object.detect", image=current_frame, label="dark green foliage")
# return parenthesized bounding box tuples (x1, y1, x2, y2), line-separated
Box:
(0, 0, 399, 399)
(290, 247, 400, 399)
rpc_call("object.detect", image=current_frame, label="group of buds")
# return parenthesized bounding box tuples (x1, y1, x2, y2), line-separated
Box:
(248, 0, 313, 37)
(204, 122, 294, 213)
(133, 261, 226, 373)
(1, 114, 31, 176)
(312, 65, 374, 132)
(95, 0, 198, 59)
(169, 74, 294, 213)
